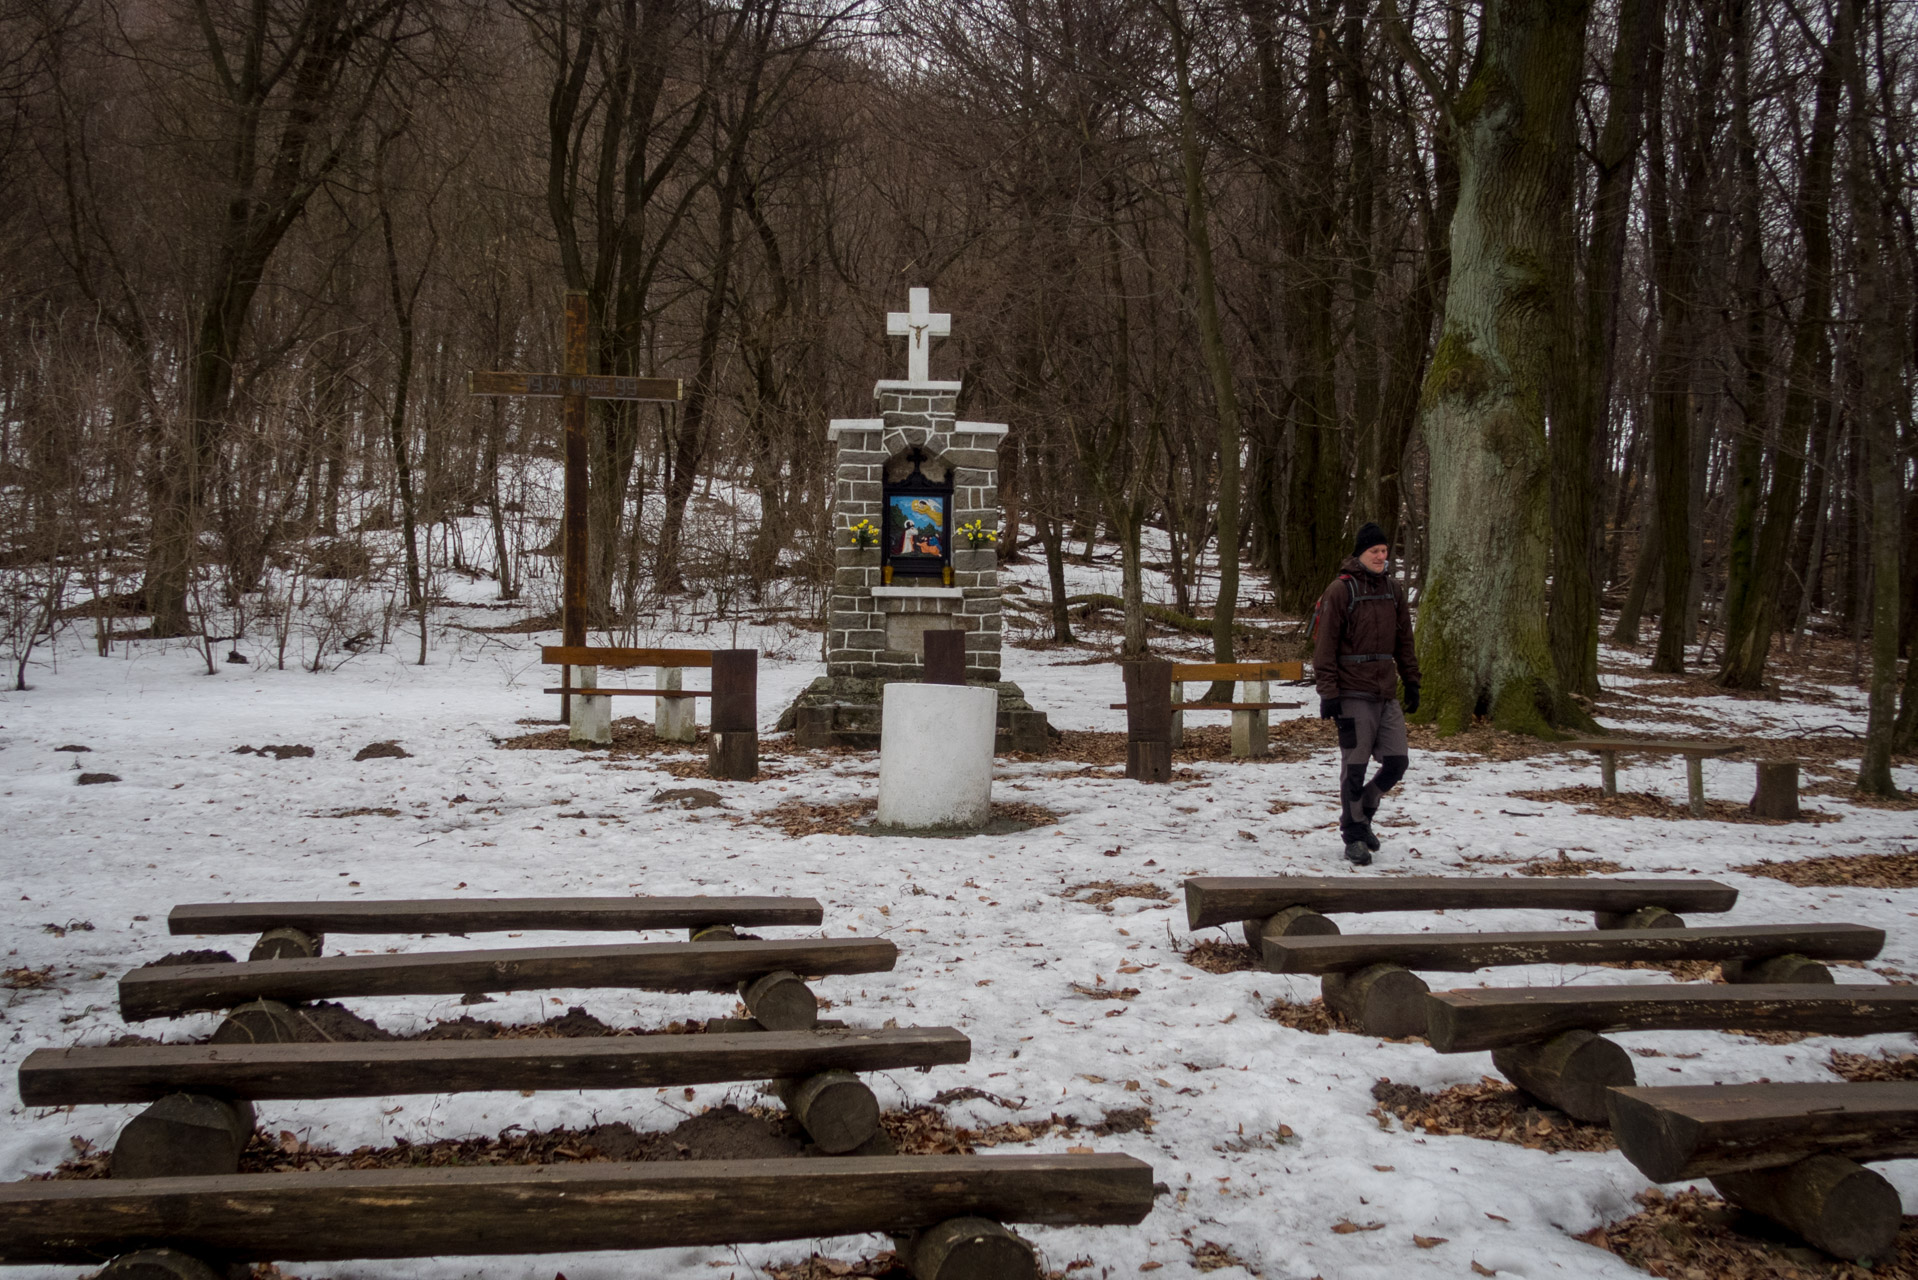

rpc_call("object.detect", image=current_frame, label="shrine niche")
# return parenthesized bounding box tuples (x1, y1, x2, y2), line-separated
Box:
(777, 288, 1049, 753)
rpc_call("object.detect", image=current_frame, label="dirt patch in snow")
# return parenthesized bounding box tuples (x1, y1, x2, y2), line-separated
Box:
(1063, 880, 1173, 907)
(1828, 1050, 1918, 1082)
(1580, 1185, 1915, 1278)
(753, 797, 1063, 838)
(1182, 939, 1260, 974)
(879, 1103, 1141, 1155)
(1516, 851, 1628, 876)
(1508, 785, 1838, 824)
(1735, 850, 1918, 888)
(1801, 780, 1918, 809)
(1370, 1077, 1615, 1154)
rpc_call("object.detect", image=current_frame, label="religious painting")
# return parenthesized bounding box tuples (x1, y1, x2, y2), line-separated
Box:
(888, 494, 946, 558)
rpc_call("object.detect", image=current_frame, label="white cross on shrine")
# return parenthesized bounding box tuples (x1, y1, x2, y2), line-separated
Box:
(886, 287, 951, 384)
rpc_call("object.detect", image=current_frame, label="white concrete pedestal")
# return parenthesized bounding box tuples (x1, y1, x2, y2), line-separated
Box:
(656, 666, 696, 742)
(876, 683, 996, 828)
(569, 666, 612, 746)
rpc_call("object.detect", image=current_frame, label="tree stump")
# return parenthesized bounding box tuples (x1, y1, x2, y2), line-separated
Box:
(1593, 905, 1686, 931)
(901, 1217, 1038, 1280)
(1491, 1030, 1634, 1123)
(112, 1094, 255, 1179)
(1720, 952, 1834, 985)
(1711, 1155, 1901, 1262)
(248, 927, 321, 962)
(1320, 963, 1429, 1038)
(96, 1249, 227, 1280)
(1750, 762, 1801, 820)
(1242, 906, 1341, 950)
(739, 969, 817, 1031)
(777, 1069, 880, 1154)
(210, 999, 303, 1045)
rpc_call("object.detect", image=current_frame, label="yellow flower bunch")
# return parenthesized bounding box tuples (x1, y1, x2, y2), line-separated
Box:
(959, 519, 996, 549)
(848, 519, 879, 549)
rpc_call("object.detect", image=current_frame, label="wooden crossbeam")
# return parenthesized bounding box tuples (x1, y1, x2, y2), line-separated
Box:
(1262, 923, 1884, 975)
(1109, 702, 1302, 712)
(1168, 662, 1305, 681)
(541, 646, 714, 668)
(541, 688, 709, 697)
(168, 897, 823, 937)
(1425, 983, 1918, 1054)
(1183, 876, 1739, 931)
(0, 1154, 1156, 1263)
(120, 938, 898, 1021)
(1560, 738, 1743, 757)
(1609, 1081, 1918, 1181)
(19, 1027, 970, 1106)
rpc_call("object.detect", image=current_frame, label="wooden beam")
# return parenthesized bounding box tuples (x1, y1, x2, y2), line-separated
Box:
(19, 1027, 971, 1107)
(1609, 1081, 1918, 1181)
(540, 646, 715, 668)
(119, 938, 898, 1022)
(168, 897, 824, 938)
(1559, 738, 1742, 757)
(541, 688, 709, 697)
(1425, 983, 1918, 1054)
(1183, 876, 1739, 930)
(0, 1154, 1156, 1263)
(1168, 662, 1304, 681)
(1262, 923, 1884, 974)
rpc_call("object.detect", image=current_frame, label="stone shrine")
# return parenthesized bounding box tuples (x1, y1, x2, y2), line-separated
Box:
(780, 289, 1049, 751)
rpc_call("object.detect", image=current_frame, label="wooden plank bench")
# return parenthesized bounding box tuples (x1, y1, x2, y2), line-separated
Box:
(1262, 923, 1883, 1039)
(1610, 1082, 1918, 1262)
(20, 1026, 972, 1167)
(0, 1153, 1156, 1280)
(540, 645, 757, 779)
(1558, 737, 1742, 818)
(167, 895, 825, 961)
(1422, 983, 1918, 1125)
(1185, 875, 1740, 934)
(119, 937, 898, 1024)
(1113, 661, 1304, 774)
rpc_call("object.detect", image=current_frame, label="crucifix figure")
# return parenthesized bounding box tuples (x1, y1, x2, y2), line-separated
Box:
(885, 287, 951, 384)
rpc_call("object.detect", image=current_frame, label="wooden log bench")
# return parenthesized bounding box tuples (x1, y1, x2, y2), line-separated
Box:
(1113, 661, 1304, 776)
(541, 644, 757, 779)
(1423, 983, 1918, 1123)
(166, 895, 826, 961)
(118, 937, 898, 1031)
(0, 1152, 1156, 1280)
(1610, 1082, 1918, 1262)
(1185, 875, 1740, 939)
(20, 1026, 972, 1171)
(1558, 738, 1743, 818)
(1261, 923, 1884, 1038)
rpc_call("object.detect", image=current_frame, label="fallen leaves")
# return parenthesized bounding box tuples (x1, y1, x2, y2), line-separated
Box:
(1369, 1078, 1616, 1154)
(1, 966, 55, 989)
(1828, 1050, 1918, 1082)
(1412, 1235, 1448, 1249)
(1736, 849, 1918, 888)
(1580, 1185, 1918, 1279)
(1181, 939, 1261, 974)
(1331, 1220, 1385, 1234)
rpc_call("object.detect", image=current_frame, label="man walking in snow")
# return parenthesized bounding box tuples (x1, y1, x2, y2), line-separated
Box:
(1312, 522, 1420, 866)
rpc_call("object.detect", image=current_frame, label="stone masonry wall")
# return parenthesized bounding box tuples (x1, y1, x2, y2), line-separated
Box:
(827, 381, 1006, 684)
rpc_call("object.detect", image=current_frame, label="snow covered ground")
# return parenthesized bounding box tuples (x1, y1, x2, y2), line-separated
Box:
(1, 548, 1914, 1280)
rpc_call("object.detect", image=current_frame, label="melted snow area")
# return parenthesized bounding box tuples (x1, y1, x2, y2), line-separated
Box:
(2, 545, 1914, 1280)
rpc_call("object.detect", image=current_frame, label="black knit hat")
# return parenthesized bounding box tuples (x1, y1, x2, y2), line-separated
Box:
(1353, 522, 1388, 557)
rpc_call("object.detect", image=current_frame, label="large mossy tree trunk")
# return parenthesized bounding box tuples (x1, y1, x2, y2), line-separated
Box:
(1413, 0, 1593, 737)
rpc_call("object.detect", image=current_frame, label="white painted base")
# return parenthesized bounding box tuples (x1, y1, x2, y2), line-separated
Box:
(1232, 679, 1270, 758)
(656, 667, 696, 742)
(569, 666, 612, 747)
(875, 683, 996, 829)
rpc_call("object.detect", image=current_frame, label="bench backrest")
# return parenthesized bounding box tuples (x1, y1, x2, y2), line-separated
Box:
(1169, 661, 1303, 682)
(543, 645, 713, 668)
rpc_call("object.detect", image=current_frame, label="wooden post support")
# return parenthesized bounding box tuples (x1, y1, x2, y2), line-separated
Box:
(1320, 964, 1429, 1038)
(1686, 753, 1707, 817)
(1489, 1030, 1635, 1123)
(248, 928, 321, 962)
(1593, 905, 1686, 931)
(97, 1249, 226, 1280)
(1242, 906, 1341, 950)
(688, 924, 739, 943)
(1231, 679, 1269, 758)
(657, 667, 696, 742)
(1751, 761, 1801, 819)
(1122, 659, 1172, 784)
(923, 631, 966, 686)
(777, 1069, 881, 1154)
(570, 664, 612, 747)
(1720, 953, 1835, 985)
(210, 999, 303, 1045)
(901, 1216, 1039, 1280)
(1168, 680, 1184, 750)
(112, 1094, 256, 1180)
(1710, 1155, 1901, 1262)
(740, 970, 818, 1031)
(708, 649, 758, 780)
(1599, 749, 1618, 797)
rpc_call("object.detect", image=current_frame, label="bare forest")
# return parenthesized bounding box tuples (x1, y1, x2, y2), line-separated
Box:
(1, 0, 1913, 782)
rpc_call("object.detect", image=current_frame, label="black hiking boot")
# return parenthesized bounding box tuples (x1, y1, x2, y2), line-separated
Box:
(1343, 839, 1373, 867)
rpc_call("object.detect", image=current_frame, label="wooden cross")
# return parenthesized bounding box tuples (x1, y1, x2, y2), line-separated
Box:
(885, 287, 951, 383)
(468, 291, 681, 648)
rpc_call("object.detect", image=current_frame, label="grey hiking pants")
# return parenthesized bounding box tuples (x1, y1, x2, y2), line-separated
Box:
(1335, 697, 1409, 841)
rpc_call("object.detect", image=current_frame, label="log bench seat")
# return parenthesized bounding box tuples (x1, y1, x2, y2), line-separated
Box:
(1263, 923, 1883, 1040)
(167, 895, 826, 961)
(20, 1026, 972, 1168)
(1558, 737, 1743, 818)
(1185, 875, 1740, 935)
(1609, 1081, 1918, 1262)
(1420, 983, 1918, 1126)
(0, 1153, 1156, 1280)
(119, 937, 898, 1024)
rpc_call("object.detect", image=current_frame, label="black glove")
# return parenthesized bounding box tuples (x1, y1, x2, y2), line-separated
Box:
(1402, 682, 1420, 715)
(1319, 698, 1342, 720)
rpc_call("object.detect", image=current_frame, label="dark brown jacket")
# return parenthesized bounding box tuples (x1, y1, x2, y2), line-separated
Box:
(1312, 556, 1419, 702)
